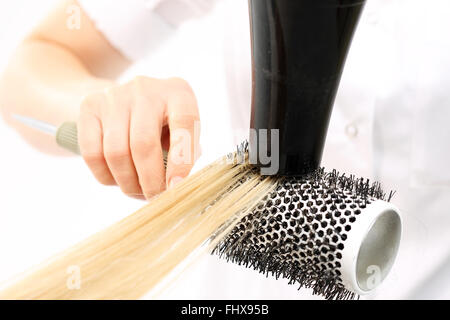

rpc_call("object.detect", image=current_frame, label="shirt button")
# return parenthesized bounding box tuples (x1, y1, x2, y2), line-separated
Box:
(345, 123, 358, 138)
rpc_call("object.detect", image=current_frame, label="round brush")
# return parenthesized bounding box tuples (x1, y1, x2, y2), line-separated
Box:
(213, 167, 402, 299)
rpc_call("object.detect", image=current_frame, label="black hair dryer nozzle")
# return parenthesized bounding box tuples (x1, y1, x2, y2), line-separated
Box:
(249, 0, 366, 175)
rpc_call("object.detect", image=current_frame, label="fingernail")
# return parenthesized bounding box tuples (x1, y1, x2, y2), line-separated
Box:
(169, 176, 183, 189)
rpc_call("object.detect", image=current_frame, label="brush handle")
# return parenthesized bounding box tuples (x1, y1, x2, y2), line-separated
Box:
(56, 121, 81, 155)
(55, 121, 168, 165)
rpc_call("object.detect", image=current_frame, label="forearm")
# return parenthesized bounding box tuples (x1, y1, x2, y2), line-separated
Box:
(0, 39, 115, 154)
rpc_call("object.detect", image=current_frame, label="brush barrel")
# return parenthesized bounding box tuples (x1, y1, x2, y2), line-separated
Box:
(249, 0, 366, 175)
(214, 172, 402, 299)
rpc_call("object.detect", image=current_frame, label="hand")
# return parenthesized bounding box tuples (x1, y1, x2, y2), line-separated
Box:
(78, 76, 200, 200)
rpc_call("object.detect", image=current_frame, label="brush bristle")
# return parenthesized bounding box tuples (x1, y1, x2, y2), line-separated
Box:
(212, 145, 394, 300)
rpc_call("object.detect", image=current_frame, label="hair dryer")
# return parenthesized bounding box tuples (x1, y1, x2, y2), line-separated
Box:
(249, 0, 366, 175)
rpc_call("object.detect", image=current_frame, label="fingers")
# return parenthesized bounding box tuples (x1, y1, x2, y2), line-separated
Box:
(102, 87, 143, 199)
(165, 78, 201, 188)
(130, 93, 166, 199)
(78, 94, 115, 186)
(78, 77, 200, 200)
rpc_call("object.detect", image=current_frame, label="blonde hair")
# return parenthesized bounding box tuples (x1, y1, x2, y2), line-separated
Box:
(0, 153, 277, 299)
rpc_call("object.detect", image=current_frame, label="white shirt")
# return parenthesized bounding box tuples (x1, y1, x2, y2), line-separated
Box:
(77, 0, 450, 299)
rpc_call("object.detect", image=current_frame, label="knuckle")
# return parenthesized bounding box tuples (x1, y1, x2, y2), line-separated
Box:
(171, 113, 200, 128)
(103, 85, 117, 96)
(173, 90, 198, 106)
(168, 93, 200, 120)
(167, 77, 193, 92)
(83, 152, 102, 163)
(130, 137, 158, 155)
(131, 76, 157, 94)
(80, 93, 104, 113)
(104, 147, 130, 164)
(104, 86, 123, 100)
(81, 150, 103, 165)
(103, 85, 131, 106)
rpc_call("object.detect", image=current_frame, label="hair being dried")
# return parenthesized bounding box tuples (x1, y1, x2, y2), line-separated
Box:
(0, 143, 393, 300)
(0, 146, 276, 299)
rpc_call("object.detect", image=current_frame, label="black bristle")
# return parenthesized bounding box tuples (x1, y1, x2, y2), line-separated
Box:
(212, 146, 395, 300)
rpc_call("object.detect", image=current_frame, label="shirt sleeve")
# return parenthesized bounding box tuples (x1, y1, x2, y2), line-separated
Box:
(78, 0, 217, 61)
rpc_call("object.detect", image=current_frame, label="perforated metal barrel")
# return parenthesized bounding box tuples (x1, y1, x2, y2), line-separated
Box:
(214, 169, 402, 299)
